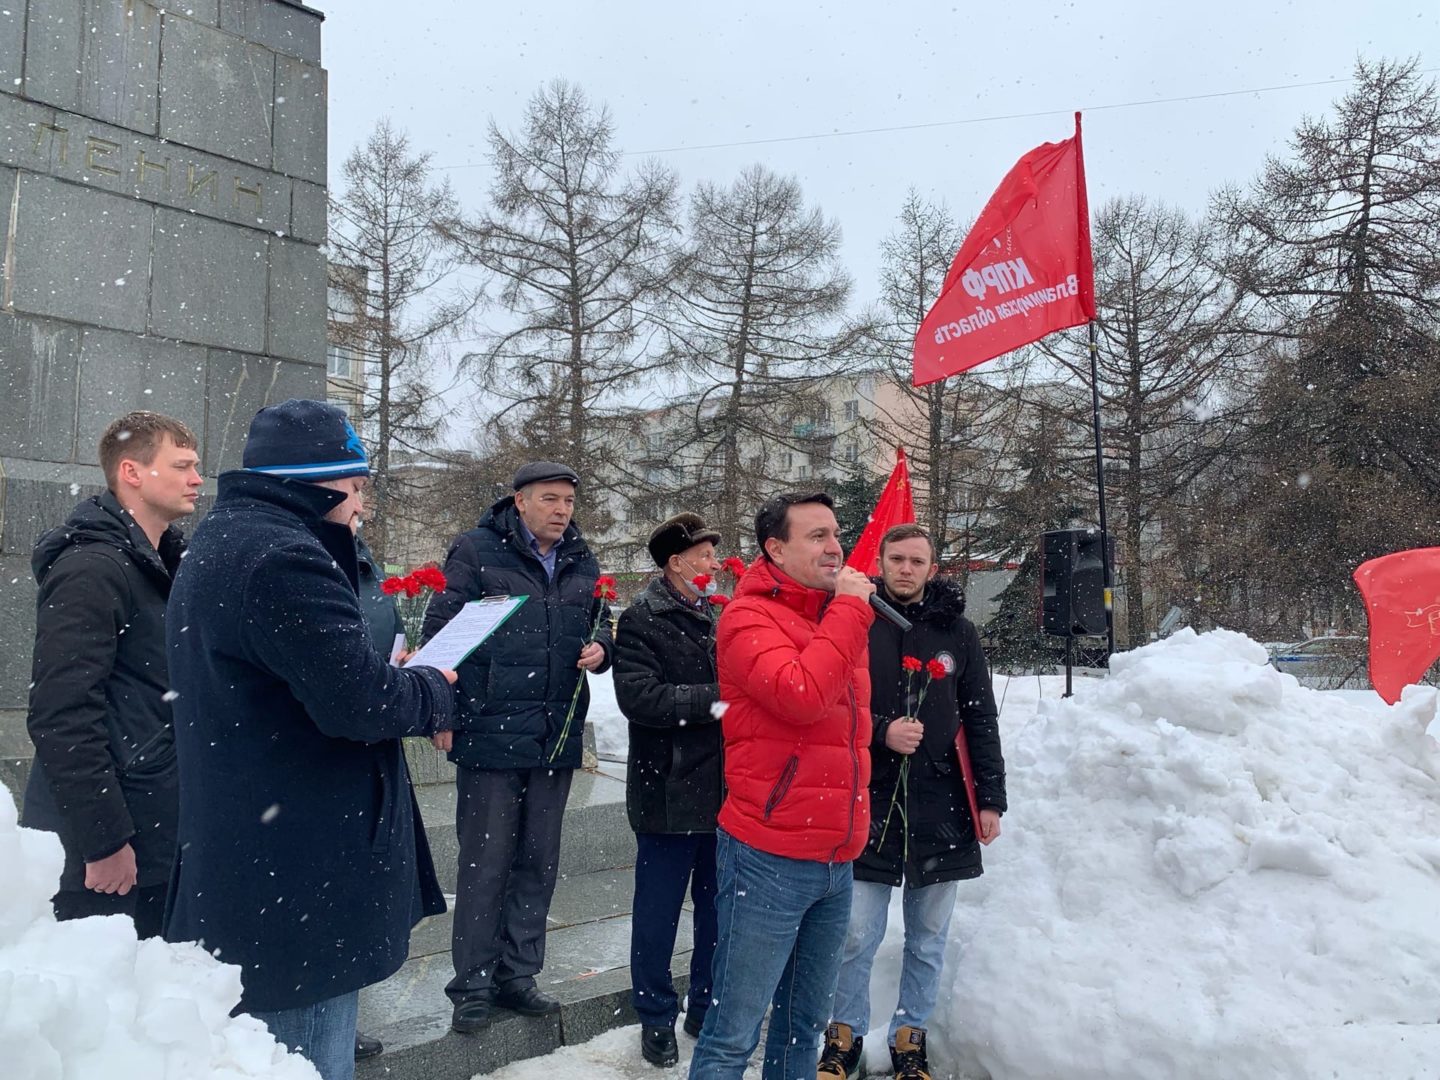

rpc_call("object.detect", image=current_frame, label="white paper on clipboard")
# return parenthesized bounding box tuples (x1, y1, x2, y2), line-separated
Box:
(403, 595, 528, 670)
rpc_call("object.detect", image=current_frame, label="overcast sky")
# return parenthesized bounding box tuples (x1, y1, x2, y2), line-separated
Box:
(318, 1, 1436, 442)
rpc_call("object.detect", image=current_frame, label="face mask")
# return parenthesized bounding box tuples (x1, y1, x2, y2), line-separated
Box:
(680, 557, 717, 596)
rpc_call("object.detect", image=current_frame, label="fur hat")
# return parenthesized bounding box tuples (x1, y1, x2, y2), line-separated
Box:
(647, 512, 722, 567)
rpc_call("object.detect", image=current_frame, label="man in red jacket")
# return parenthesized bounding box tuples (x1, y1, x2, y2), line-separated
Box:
(688, 492, 875, 1080)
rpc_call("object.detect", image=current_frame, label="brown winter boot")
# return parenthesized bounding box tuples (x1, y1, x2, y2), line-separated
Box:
(890, 1026, 932, 1080)
(817, 1021, 863, 1078)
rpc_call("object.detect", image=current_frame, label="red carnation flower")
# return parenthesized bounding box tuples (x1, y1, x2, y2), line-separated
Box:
(692, 574, 713, 591)
(709, 594, 730, 607)
(402, 576, 423, 598)
(412, 566, 447, 592)
(381, 576, 405, 596)
(723, 557, 747, 577)
(901, 655, 923, 673)
(927, 658, 948, 681)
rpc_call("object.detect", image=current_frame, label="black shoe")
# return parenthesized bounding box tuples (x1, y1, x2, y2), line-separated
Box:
(495, 983, 561, 1017)
(891, 1025, 931, 1080)
(682, 1010, 705, 1038)
(451, 994, 501, 1034)
(818, 1021, 863, 1078)
(354, 1032, 383, 1061)
(641, 1024, 679, 1067)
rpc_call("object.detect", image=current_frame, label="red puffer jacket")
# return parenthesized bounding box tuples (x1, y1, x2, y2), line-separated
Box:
(715, 557, 873, 862)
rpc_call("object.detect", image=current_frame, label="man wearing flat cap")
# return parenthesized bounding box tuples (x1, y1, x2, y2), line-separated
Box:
(614, 513, 727, 1067)
(423, 460, 614, 1033)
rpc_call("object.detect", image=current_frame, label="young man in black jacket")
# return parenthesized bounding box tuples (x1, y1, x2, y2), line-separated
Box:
(21, 411, 201, 937)
(423, 461, 614, 1033)
(820, 524, 1007, 1080)
(615, 513, 725, 1068)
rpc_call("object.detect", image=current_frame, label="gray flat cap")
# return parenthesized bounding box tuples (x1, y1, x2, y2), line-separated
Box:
(512, 460, 580, 490)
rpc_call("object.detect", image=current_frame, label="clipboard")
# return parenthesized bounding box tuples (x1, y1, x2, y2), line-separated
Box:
(403, 594, 528, 670)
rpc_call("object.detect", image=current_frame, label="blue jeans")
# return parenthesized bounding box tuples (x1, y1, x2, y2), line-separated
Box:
(688, 829, 853, 1080)
(831, 878, 958, 1045)
(631, 832, 719, 1028)
(252, 990, 360, 1080)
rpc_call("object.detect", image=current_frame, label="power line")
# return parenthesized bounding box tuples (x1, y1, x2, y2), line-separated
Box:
(433, 69, 1438, 172)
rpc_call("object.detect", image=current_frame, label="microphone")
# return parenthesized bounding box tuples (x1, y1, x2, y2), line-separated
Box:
(868, 593, 913, 632)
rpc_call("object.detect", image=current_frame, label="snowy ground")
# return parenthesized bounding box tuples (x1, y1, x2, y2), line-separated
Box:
(531, 633, 1440, 1079)
(482, 1025, 753, 1079)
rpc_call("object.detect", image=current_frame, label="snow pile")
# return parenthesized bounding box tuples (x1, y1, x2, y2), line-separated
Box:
(589, 669, 629, 760)
(0, 784, 318, 1080)
(938, 628, 1440, 1079)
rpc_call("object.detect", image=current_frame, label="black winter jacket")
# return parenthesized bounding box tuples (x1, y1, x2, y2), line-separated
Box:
(856, 576, 1007, 888)
(422, 496, 613, 771)
(615, 577, 724, 834)
(21, 491, 184, 892)
(163, 471, 455, 1013)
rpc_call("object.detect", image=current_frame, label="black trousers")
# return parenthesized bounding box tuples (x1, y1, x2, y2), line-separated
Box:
(629, 831, 719, 1028)
(446, 766, 573, 1003)
(53, 883, 167, 939)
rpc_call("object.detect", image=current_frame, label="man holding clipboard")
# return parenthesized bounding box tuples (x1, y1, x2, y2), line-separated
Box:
(423, 460, 614, 1033)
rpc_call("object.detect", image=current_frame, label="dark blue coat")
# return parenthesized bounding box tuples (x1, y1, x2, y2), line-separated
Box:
(162, 471, 455, 1013)
(422, 495, 612, 771)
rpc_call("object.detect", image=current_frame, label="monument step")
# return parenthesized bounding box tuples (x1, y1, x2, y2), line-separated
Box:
(416, 764, 637, 893)
(358, 857, 696, 1079)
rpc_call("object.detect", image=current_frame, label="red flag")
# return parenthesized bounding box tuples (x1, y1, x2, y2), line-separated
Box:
(913, 113, 1096, 386)
(1353, 548, 1440, 704)
(846, 447, 916, 576)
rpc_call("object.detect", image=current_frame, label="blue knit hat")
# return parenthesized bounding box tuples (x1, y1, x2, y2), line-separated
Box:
(242, 399, 369, 481)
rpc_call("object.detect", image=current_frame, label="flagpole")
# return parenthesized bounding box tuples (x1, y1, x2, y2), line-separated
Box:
(1087, 318, 1115, 659)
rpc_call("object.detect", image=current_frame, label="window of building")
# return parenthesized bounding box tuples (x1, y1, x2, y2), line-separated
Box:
(843, 399, 859, 422)
(844, 441, 859, 463)
(327, 344, 352, 379)
(327, 398, 360, 426)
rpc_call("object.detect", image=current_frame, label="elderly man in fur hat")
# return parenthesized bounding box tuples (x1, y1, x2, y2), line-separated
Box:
(614, 513, 727, 1068)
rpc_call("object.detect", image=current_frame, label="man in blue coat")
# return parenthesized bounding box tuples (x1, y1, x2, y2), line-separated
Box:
(423, 461, 613, 1033)
(163, 400, 457, 1080)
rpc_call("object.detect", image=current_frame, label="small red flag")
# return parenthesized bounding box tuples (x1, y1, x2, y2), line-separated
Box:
(846, 447, 916, 576)
(1353, 548, 1440, 704)
(913, 113, 1096, 386)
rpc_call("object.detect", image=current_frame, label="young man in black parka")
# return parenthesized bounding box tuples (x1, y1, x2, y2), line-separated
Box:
(820, 524, 1007, 1080)
(22, 411, 201, 938)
